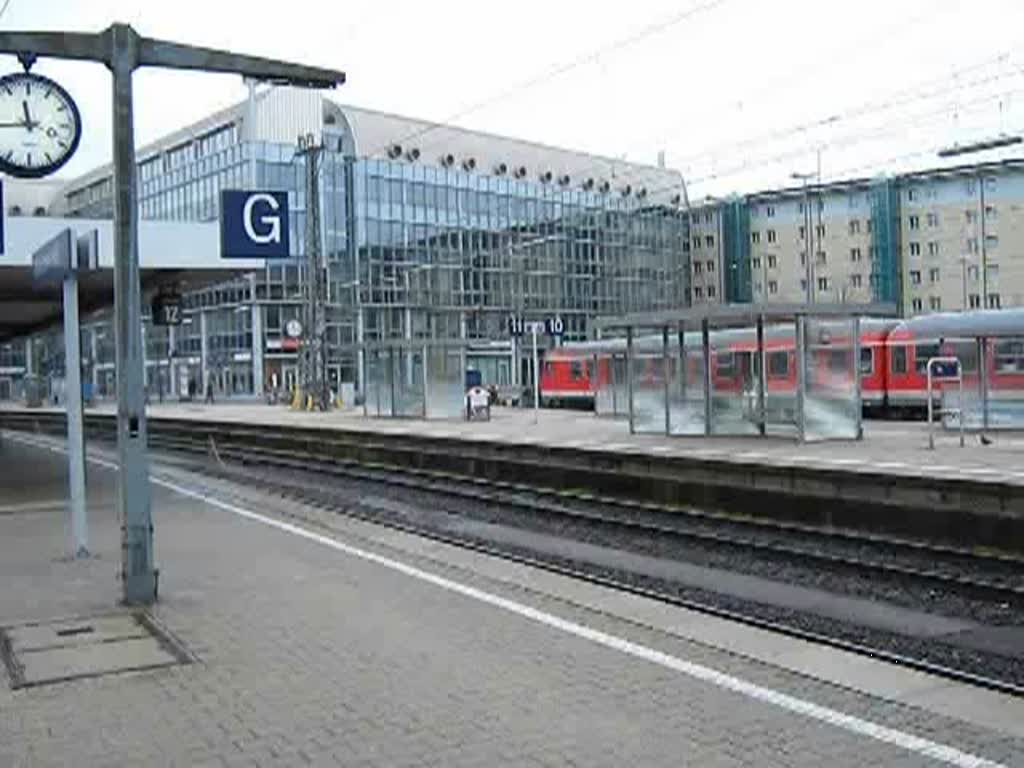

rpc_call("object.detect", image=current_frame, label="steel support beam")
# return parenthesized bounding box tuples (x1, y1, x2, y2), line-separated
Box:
(62, 272, 88, 558)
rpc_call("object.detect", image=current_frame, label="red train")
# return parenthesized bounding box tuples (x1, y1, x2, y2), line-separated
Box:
(540, 309, 1024, 417)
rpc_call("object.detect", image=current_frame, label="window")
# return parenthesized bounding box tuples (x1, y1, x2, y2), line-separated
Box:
(891, 346, 907, 375)
(985, 205, 997, 219)
(869, 245, 876, 259)
(910, 270, 921, 285)
(911, 298, 923, 312)
(860, 347, 874, 375)
(751, 231, 760, 244)
(927, 212, 939, 227)
(851, 274, 863, 288)
(907, 188, 917, 201)
(768, 280, 778, 294)
(815, 251, 827, 265)
(969, 294, 981, 309)
(752, 256, 761, 269)
(987, 264, 999, 279)
(706, 260, 715, 272)
(767, 229, 777, 243)
(986, 234, 999, 249)
(926, 267, 940, 284)
(815, 224, 825, 237)
(705, 235, 715, 248)
(799, 225, 806, 240)
(707, 285, 717, 298)
(968, 265, 979, 281)
(767, 255, 777, 268)
(849, 219, 860, 235)
(766, 205, 775, 217)
(929, 296, 941, 310)
(800, 279, 807, 293)
(798, 202, 805, 214)
(800, 251, 807, 266)
(817, 276, 829, 291)
(908, 214, 920, 230)
(994, 340, 1024, 372)
(716, 351, 735, 376)
(867, 218, 873, 233)
(694, 286, 703, 299)
(694, 262, 703, 274)
(570, 361, 584, 380)
(988, 293, 1001, 309)
(705, 212, 713, 223)
(850, 247, 861, 262)
(928, 241, 939, 256)
(692, 238, 701, 250)
(965, 210, 977, 223)
(966, 237, 978, 253)
(768, 351, 789, 377)
(691, 214, 701, 225)
(915, 343, 940, 374)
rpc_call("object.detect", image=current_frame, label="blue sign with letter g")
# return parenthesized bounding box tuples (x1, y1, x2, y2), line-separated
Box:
(220, 190, 290, 259)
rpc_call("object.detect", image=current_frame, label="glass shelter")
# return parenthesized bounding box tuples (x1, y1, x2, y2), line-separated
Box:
(595, 303, 898, 442)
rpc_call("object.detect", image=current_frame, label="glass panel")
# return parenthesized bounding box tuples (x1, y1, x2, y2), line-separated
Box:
(393, 348, 425, 417)
(709, 328, 759, 435)
(668, 330, 706, 435)
(629, 330, 666, 434)
(803, 317, 859, 440)
(425, 346, 464, 419)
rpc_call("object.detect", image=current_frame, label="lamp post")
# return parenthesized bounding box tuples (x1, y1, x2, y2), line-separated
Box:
(0, 24, 344, 605)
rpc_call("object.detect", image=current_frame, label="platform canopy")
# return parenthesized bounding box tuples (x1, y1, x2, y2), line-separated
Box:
(0, 217, 266, 342)
(594, 302, 900, 332)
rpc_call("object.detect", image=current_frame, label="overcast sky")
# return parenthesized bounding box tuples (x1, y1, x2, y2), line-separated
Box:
(9, 0, 1024, 199)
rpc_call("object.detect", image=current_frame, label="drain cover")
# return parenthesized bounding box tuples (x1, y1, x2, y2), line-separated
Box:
(0, 612, 190, 689)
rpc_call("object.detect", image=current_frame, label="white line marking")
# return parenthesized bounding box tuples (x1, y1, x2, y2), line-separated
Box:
(8, 433, 1006, 768)
(823, 458, 867, 466)
(0, 500, 66, 513)
(873, 461, 910, 469)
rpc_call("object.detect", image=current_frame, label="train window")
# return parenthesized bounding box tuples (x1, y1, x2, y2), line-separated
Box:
(828, 350, 851, 373)
(891, 346, 908, 375)
(914, 343, 940, 374)
(570, 361, 584, 380)
(860, 348, 873, 375)
(995, 340, 1024, 372)
(716, 352, 736, 377)
(953, 343, 978, 373)
(768, 351, 789, 377)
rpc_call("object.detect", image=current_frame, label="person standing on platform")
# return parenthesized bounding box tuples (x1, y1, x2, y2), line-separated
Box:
(205, 379, 215, 404)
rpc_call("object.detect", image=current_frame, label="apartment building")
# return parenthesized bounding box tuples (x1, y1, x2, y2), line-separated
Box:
(689, 158, 1024, 315)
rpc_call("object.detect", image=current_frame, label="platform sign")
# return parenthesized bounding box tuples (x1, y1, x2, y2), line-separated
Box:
(151, 293, 183, 326)
(220, 190, 291, 259)
(508, 315, 563, 337)
(32, 227, 74, 287)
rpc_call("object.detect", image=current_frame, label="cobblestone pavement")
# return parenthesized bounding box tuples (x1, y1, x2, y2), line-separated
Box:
(0, 435, 1021, 767)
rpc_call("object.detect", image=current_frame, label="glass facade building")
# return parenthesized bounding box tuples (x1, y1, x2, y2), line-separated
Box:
(50, 93, 690, 398)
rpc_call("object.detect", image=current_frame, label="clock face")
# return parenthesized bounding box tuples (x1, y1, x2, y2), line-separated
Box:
(0, 71, 82, 179)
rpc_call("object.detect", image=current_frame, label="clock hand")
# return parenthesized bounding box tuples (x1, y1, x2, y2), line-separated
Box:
(21, 100, 36, 131)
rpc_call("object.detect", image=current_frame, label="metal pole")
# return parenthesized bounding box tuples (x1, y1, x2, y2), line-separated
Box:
(62, 272, 88, 558)
(927, 363, 934, 450)
(756, 314, 766, 436)
(626, 326, 635, 434)
(702, 318, 712, 436)
(795, 315, 806, 443)
(979, 173, 988, 307)
(853, 317, 863, 440)
(532, 326, 539, 424)
(959, 371, 965, 448)
(804, 180, 812, 305)
(421, 343, 429, 418)
(662, 326, 671, 435)
(111, 28, 156, 604)
(979, 336, 990, 430)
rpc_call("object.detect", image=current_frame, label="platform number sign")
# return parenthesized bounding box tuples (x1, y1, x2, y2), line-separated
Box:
(151, 293, 183, 326)
(508, 315, 564, 337)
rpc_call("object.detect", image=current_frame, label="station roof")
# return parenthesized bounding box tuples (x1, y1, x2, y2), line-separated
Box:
(594, 302, 900, 331)
(0, 217, 264, 342)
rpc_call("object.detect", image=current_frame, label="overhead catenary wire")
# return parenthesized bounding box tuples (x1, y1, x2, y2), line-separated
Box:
(361, 0, 731, 162)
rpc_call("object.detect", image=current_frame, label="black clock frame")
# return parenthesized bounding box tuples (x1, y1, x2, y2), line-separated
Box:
(0, 71, 82, 179)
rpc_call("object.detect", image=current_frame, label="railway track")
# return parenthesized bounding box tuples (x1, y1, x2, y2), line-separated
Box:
(148, 429, 1024, 606)
(5, 415, 1024, 695)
